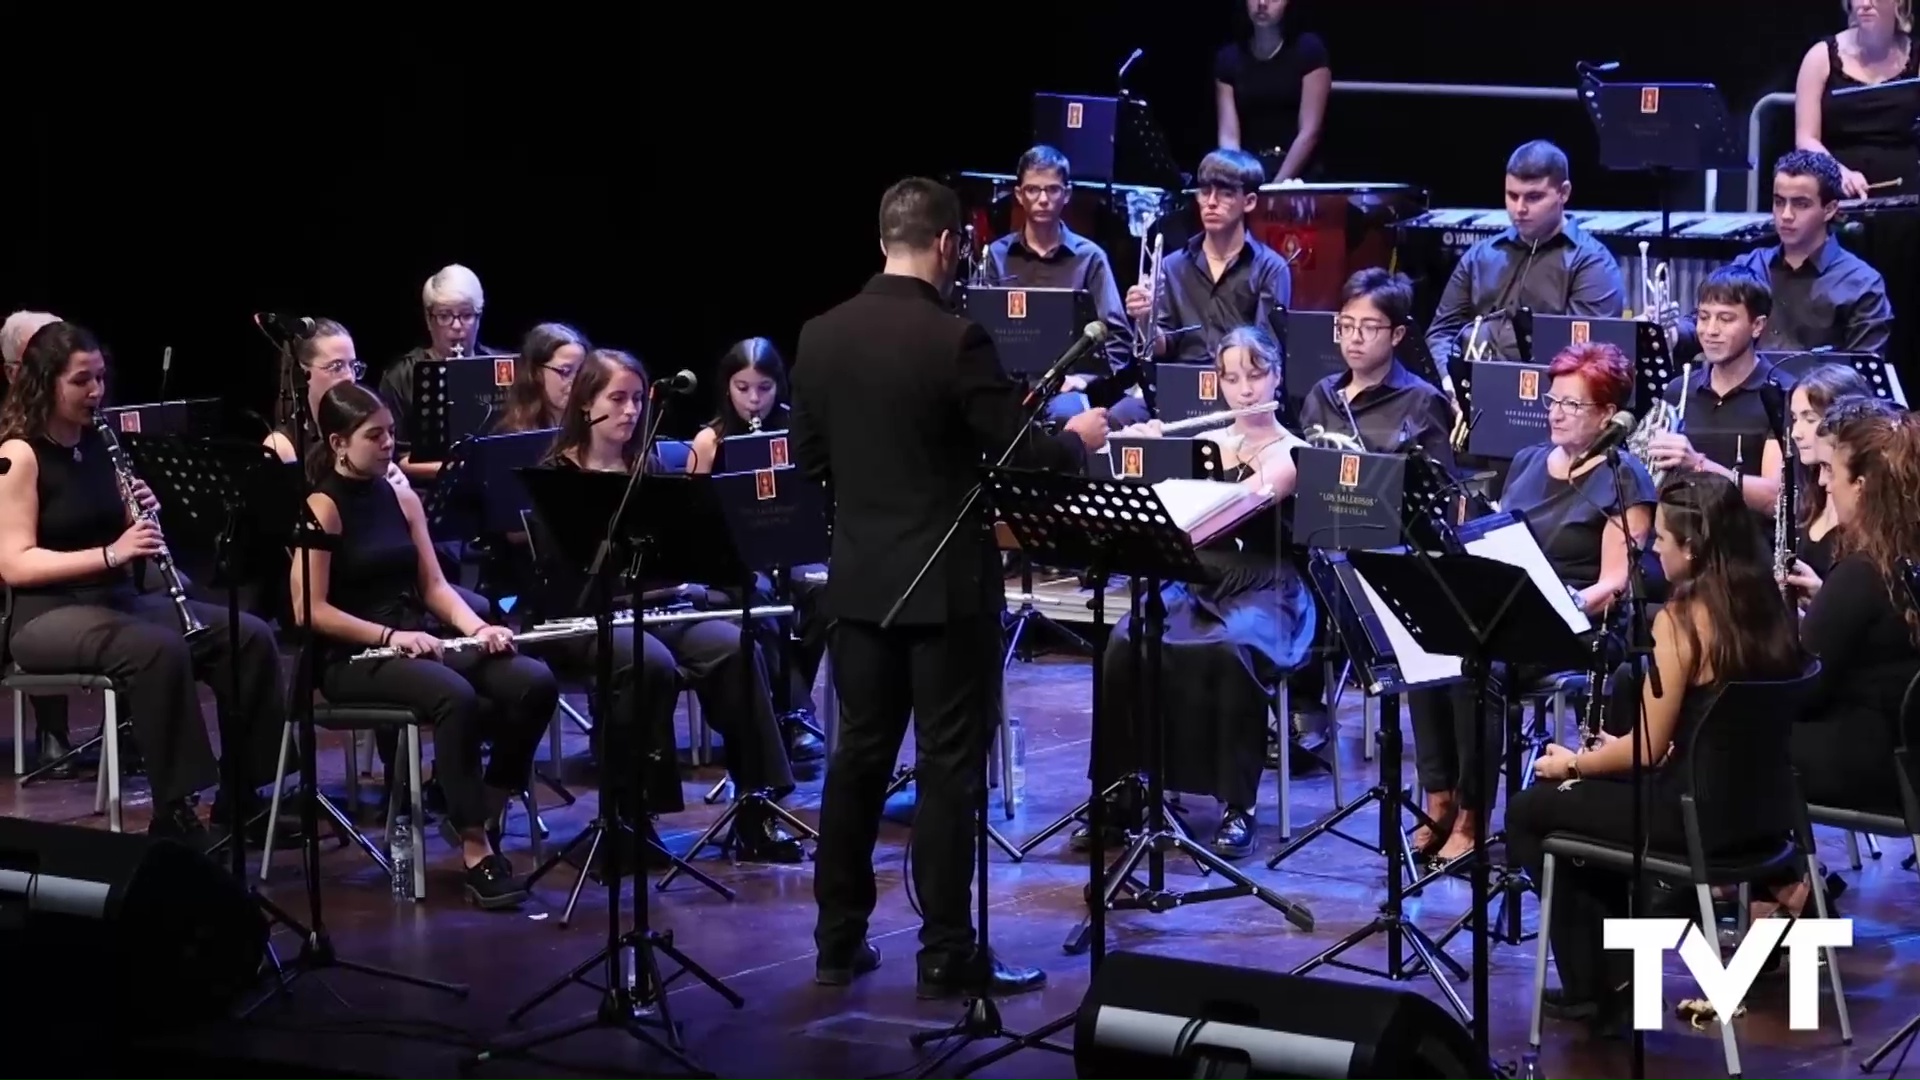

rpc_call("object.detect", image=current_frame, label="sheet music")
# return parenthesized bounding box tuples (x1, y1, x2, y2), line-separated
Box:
(1463, 519, 1592, 635)
(1354, 570, 1464, 685)
(1151, 478, 1244, 533)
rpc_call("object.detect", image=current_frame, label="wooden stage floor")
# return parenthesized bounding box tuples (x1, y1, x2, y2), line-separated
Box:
(4, 650, 1917, 1078)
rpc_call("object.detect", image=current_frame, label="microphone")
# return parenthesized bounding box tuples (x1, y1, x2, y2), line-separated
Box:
(255, 312, 317, 340)
(1570, 409, 1639, 470)
(1022, 322, 1109, 408)
(652, 369, 699, 397)
(1117, 47, 1145, 85)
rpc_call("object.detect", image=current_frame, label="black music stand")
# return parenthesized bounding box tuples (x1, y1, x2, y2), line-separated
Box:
(119, 434, 470, 1009)
(410, 356, 514, 463)
(473, 466, 742, 1078)
(633, 474, 820, 890)
(1344, 548, 1586, 1069)
(1269, 549, 1470, 1019)
(513, 473, 735, 926)
(1580, 76, 1748, 261)
(940, 469, 1314, 1080)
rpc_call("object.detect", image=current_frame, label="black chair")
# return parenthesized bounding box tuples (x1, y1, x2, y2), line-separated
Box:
(1798, 669, 1920, 1069)
(1525, 663, 1846, 1077)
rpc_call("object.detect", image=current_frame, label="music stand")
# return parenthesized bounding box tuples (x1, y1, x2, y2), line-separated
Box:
(410, 356, 515, 463)
(1343, 548, 1587, 1068)
(473, 466, 742, 1078)
(1580, 76, 1748, 265)
(118, 434, 470, 1008)
(941, 468, 1315, 1080)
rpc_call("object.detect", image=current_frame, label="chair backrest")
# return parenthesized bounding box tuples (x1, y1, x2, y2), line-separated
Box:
(1681, 660, 1822, 852)
(655, 438, 693, 474)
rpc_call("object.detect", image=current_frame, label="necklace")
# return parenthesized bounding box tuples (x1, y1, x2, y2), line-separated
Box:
(1253, 35, 1285, 61)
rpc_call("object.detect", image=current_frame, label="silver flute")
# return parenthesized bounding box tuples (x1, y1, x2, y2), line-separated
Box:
(92, 412, 207, 641)
(350, 622, 596, 662)
(529, 604, 796, 635)
(1154, 401, 1281, 434)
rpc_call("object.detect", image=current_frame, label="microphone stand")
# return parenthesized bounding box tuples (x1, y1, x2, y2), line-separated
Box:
(1606, 443, 1657, 1080)
(885, 335, 1082, 1077)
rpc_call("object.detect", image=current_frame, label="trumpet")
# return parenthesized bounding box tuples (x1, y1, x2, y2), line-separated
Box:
(1638, 242, 1679, 341)
(92, 412, 207, 641)
(1629, 361, 1691, 485)
(1154, 401, 1281, 434)
(1134, 233, 1165, 362)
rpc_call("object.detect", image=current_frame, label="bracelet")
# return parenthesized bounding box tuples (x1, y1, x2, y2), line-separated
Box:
(379, 627, 393, 647)
(101, 546, 112, 569)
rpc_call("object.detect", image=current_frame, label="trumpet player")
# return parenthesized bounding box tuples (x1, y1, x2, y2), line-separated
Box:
(1124, 149, 1291, 366)
(0, 322, 292, 848)
(1651, 270, 1790, 516)
(1423, 141, 1625, 370)
(1299, 268, 1456, 457)
(292, 381, 559, 909)
(1671, 151, 1893, 361)
(980, 146, 1147, 426)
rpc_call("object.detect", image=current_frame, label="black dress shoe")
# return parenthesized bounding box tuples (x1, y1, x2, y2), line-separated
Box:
(815, 940, 881, 986)
(1541, 988, 1598, 1021)
(733, 805, 806, 864)
(917, 949, 1047, 1000)
(35, 728, 80, 780)
(464, 854, 530, 910)
(1211, 808, 1255, 860)
(148, 799, 213, 850)
(783, 713, 826, 764)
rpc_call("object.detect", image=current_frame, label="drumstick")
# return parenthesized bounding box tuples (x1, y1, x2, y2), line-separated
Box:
(1867, 178, 1904, 191)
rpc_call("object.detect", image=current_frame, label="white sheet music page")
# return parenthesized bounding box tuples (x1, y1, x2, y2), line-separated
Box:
(1464, 520, 1592, 635)
(1150, 478, 1245, 533)
(1354, 570, 1464, 686)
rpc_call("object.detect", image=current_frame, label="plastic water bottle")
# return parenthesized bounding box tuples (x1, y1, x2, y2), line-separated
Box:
(1008, 718, 1028, 810)
(389, 814, 413, 900)
(1516, 1051, 1543, 1079)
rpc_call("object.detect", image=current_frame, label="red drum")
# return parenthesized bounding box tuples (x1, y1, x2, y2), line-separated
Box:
(1243, 183, 1428, 311)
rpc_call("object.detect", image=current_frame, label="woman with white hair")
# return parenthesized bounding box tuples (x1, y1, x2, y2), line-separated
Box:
(376, 264, 505, 482)
(1, 310, 76, 777)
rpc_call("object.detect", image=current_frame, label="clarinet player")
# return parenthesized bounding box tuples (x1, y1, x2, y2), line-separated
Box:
(0, 322, 289, 845)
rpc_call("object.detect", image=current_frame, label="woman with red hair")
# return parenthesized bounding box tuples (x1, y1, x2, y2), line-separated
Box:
(1409, 342, 1656, 861)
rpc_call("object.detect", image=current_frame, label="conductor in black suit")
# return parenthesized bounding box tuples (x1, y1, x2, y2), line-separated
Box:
(792, 178, 1109, 996)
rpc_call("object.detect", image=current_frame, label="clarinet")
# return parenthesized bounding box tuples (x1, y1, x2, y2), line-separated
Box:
(91, 412, 208, 641)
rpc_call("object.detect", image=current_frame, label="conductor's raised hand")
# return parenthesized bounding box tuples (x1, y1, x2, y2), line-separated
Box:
(388, 630, 444, 660)
(109, 519, 166, 563)
(474, 625, 516, 654)
(1062, 407, 1110, 450)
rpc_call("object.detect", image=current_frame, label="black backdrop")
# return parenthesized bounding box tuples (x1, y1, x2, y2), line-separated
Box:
(3, 2, 1841, 436)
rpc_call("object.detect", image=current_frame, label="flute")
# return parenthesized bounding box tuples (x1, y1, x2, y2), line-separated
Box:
(350, 622, 596, 662)
(1153, 401, 1281, 434)
(529, 604, 796, 635)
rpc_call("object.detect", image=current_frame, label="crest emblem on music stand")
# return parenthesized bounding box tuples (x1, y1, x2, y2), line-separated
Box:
(1198, 372, 1218, 401)
(1339, 454, 1360, 488)
(769, 437, 789, 467)
(493, 358, 515, 387)
(1640, 87, 1660, 114)
(1066, 102, 1083, 129)
(755, 469, 777, 501)
(1121, 446, 1144, 479)
(117, 411, 141, 433)
(1007, 291, 1028, 319)
(1570, 320, 1591, 345)
(1518, 370, 1541, 401)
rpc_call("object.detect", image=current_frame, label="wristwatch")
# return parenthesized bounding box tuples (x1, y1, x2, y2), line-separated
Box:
(103, 545, 121, 569)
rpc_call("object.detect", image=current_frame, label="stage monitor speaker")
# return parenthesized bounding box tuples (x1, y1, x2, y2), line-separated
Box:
(0, 817, 268, 1035)
(1075, 951, 1493, 1079)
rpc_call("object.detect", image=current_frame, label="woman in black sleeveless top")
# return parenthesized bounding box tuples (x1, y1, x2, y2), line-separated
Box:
(1508, 473, 1805, 1036)
(535, 348, 805, 863)
(684, 338, 828, 762)
(1796, 1, 1919, 197)
(0, 322, 289, 843)
(291, 382, 559, 909)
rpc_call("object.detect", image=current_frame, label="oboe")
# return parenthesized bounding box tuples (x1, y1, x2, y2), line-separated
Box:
(91, 412, 208, 641)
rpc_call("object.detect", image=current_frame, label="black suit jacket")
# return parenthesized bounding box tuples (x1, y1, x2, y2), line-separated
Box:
(790, 274, 1087, 627)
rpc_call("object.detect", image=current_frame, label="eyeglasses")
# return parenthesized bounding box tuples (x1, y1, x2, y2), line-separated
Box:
(1197, 182, 1246, 201)
(540, 363, 578, 380)
(429, 309, 480, 327)
(1333, 319, 1392, 341)
(1017, 184, 1065, 200)
(1543, 395, 1597, 414)
(313, 359, 366, 379)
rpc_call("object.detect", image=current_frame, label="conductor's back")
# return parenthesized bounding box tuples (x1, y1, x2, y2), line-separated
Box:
(791, 177, 1106, 997)
(790, 181, 1104, 629)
